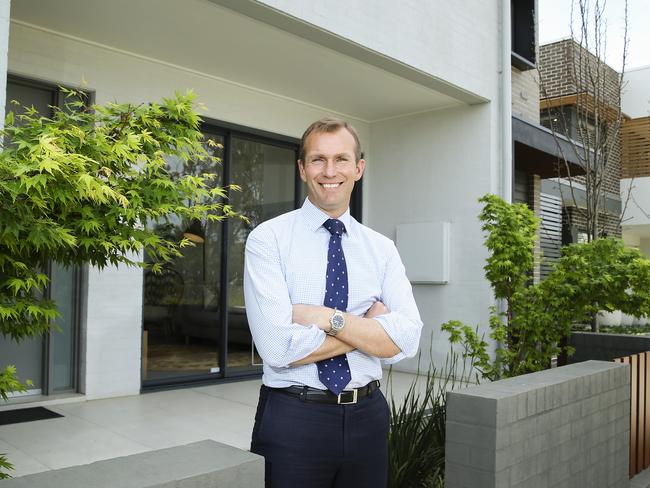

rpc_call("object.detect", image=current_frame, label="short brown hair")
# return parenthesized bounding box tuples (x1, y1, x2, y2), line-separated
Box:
(299, 117, 363, 162)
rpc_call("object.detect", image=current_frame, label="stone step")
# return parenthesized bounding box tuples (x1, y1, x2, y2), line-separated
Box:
(0, 440, 263, 488)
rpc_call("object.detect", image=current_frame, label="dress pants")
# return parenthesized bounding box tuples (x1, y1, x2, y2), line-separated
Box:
(250, 385, 390, 488)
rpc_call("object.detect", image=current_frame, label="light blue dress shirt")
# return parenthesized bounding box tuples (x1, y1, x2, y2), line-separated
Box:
(243, 198, 423, 389)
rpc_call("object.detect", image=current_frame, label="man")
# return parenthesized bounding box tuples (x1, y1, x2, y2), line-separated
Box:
(244, 117, 422, 488)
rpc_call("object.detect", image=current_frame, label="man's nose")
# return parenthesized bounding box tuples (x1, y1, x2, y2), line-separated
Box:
(323, 160, 337, 177)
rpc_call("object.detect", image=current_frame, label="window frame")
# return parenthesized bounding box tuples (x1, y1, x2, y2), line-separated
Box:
(5, 73, 88, 396)
(511, 0, 537, 71)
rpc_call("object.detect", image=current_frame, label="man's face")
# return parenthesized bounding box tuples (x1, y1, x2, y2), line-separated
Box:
(298, 128, 365, 218)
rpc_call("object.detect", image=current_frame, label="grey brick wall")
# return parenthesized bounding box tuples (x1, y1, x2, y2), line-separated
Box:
(446, 361, 630, 488)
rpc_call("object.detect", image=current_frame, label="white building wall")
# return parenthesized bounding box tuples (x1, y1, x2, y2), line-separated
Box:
(622, 66, 650, 118)
(83, 263, 143, 399)
(621, 67, 650, 263)
(257, 0, 499, 101)
(8, 22, 371, 398)
(621, 177, 650, 227)
(0, 0, 9, 124)
(367, 105, 495, 370)
(641, 239, 650, 258)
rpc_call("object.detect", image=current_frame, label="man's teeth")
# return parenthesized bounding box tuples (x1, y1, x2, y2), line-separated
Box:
(322, 183, 340, 188)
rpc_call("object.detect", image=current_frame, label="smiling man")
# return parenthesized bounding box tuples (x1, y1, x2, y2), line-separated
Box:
(244, 118, 422, 488)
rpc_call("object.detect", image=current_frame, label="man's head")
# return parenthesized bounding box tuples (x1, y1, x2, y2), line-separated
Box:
(298, 118, 365, 218)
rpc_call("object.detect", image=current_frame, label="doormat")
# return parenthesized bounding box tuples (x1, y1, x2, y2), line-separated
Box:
(0, 407, 63, 426)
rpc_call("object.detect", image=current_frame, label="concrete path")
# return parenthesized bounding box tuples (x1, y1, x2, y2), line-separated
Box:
(632, 467, 650, 488)
(0, 370, 444, 479)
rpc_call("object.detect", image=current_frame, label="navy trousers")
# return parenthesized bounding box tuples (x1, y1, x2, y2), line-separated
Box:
(250, 385, 390, 488)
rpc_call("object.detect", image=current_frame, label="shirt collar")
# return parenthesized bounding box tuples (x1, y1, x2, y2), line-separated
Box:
(301, 197, 352, 233)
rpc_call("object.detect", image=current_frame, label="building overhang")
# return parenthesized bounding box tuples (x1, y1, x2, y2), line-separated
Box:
(9, 0, 484, 123)
(513, 115, 586, 178)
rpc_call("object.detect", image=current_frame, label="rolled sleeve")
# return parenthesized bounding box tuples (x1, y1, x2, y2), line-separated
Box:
(376, 241, 423, 364)
(375, 312, 421, 364)
(244, 226, 326, 368)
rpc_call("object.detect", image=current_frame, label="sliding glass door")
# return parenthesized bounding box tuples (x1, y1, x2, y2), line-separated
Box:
(142, 123, 300, 386)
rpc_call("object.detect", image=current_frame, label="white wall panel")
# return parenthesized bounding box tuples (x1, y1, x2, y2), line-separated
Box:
(257, 0, 500, 101)
(367, 105, 496, 372)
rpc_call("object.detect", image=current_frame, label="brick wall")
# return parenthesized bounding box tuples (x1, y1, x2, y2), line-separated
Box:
(539, 39, 621, 103)
(565, 205, 622, 238)
(446, 361, 630, 488)
(539, 39, 623, 205)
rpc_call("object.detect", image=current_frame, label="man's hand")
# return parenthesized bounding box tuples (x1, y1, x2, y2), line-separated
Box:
(292, 301, 391, 332)
(364, 301, 390, 319)
(293, 304, 332, 331)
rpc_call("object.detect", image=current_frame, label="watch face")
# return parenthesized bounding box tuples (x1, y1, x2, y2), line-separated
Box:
(332, 314, 344, 328)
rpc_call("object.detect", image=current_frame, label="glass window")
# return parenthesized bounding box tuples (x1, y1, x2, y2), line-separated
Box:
(227, 137, 297, 370)
(141, 124, 301, 386)
(142, 132, 225, 381)
(2, 75, 83, 396)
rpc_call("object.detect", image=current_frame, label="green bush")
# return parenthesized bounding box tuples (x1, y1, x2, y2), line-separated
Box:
(443, 194, 650, 381)
(0, 89, 238, 478)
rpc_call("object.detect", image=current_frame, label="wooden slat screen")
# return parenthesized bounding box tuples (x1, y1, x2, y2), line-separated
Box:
(540, 192, 562, 280)
(615, 351, 650, 477)
(622, 116, 650, 178)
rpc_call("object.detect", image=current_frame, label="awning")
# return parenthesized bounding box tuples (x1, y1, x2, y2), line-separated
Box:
(513, 115, 586, 178)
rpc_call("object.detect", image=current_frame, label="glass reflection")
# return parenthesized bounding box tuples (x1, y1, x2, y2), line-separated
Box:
(142, 134, 224, 380)
(227, 138, 296, 369)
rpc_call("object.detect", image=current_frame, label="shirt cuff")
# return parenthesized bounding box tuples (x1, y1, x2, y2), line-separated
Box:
(374, 312, 420, 364)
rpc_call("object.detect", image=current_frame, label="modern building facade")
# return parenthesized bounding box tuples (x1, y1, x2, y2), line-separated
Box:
(538, 39, 624, 245)
(536, 40, 649, 327)
(621, 65, 650, 259)
(1, 0, 516, 401)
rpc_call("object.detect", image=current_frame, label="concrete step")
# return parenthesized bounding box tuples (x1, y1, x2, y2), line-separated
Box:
(0, 440, 263, 488)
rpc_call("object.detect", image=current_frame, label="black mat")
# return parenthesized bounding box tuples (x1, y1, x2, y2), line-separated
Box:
(0, 406, 63, 426)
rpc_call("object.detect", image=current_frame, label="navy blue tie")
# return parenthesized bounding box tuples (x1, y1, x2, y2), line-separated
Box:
(317, 219, 352, 395)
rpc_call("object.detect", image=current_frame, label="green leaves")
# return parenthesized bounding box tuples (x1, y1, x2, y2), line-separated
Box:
(443, 194, 650, 381)
(0, 90, 238, 402)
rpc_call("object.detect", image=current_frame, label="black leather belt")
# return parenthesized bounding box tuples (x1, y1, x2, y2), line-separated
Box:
(272, 380, 380, 405)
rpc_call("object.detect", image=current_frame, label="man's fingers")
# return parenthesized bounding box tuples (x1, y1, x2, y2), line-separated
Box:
(365, 300, 390, 318)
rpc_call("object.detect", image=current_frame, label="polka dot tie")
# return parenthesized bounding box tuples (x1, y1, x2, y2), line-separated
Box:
(317, 219, 352, 395)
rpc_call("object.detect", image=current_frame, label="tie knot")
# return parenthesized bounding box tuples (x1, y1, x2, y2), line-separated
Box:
(323, 219, 346, 236)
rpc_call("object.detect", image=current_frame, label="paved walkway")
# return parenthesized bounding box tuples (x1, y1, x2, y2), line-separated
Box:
(632, 467, 650, 488)
(0, 370, 439, 479)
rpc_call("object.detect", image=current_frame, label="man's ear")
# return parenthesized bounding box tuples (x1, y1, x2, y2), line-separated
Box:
(297, 160, 307, 182)
(354, 159, 366, 181)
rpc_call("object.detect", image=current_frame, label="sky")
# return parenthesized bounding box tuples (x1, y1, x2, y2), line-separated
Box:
(538, 0, 650, 71)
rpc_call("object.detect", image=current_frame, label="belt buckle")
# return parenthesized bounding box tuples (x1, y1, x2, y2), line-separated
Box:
(337, 389, 358, 405)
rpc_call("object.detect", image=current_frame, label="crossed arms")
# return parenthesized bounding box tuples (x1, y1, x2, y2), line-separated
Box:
(289, 301, 399, 365)
(243, 225, 422, 369)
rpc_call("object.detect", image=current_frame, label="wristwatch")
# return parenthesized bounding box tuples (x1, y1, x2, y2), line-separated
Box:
(328, 309, 346, 336)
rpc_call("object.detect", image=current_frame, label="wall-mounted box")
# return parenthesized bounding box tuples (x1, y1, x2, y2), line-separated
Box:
(396, 221, 450, 284)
